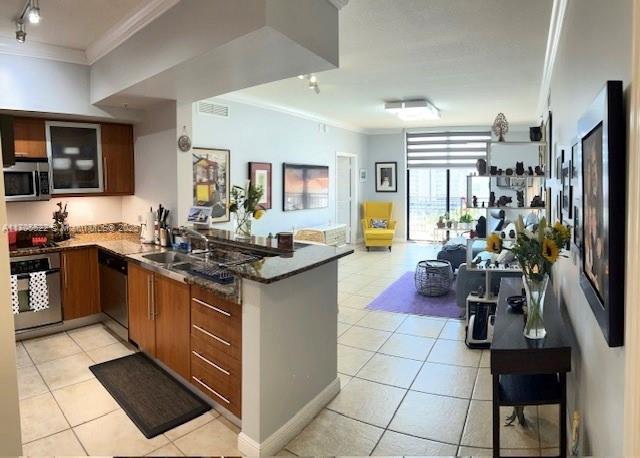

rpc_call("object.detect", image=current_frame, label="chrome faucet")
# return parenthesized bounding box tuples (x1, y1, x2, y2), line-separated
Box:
(180, 226, 209, 253)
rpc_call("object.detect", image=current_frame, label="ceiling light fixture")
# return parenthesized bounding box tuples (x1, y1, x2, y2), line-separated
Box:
(15, 19, 26, 43)
(297, 74, 320, 94)
(385, 99, 440, 121)
(15, 0, 42, 43)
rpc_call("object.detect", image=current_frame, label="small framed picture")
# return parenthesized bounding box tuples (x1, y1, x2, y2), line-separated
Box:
(375, 162, 397, 192)
(248, 162, 272, 209)
(359, 169, 367, 182)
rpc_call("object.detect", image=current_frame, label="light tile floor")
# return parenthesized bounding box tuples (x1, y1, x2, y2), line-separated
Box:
(16, 323, 240, 456)
(15, 242, 559, 456)
(284, 242, 560, 457)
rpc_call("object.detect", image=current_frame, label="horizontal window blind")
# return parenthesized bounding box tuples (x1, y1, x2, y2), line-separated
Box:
(406, 131, 491, 168)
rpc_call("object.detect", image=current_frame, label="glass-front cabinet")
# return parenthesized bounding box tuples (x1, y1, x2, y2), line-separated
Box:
(46, 121, 103, 194)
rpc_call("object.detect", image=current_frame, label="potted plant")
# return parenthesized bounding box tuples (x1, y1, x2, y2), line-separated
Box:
(459, 213, 474, 229)
(486, 217, 570, 339)
(444, 212, 453, 229)
(228, 182, 266, 239)
(437, 215, 446, 229)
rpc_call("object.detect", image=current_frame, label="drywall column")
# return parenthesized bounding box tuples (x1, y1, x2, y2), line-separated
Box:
(239, 261, 340, 455)
(176, 100, 194, 226)
(0, 175, 22, 454)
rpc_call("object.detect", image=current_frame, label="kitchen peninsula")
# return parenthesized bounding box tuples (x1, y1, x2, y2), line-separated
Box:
(10, 226, 352, 456)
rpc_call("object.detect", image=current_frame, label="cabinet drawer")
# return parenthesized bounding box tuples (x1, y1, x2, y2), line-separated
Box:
(191, 300, 241, 348)
(190, 320, 241, 362)
(191, 330, 241, 376)
(191, 355, 241, 417)
(192, 285, 241, 316)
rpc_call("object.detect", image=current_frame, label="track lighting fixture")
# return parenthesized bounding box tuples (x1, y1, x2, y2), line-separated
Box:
(297, 74, 320, 94)
(15, 0, 42, 43)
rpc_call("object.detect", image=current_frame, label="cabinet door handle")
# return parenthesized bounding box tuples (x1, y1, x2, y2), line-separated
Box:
(192, 298, 231, 317)
(192, 376, 230, 404)
(192, 324, 231, 346)
(147, 275, 152, 320)
(103, 157, 108, 191)
(63, 254, 68, 289)
(192, 351, 230, 375)
(151, 276, 157, 318)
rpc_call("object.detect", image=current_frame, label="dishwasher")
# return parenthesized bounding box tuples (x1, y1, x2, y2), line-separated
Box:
(99, 249, 128, 329)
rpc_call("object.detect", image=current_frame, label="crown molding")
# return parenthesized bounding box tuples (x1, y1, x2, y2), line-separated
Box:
(85, 0, 180, 64)
(215, 93, 367, 134)
(0, 36, 88, 65)
(537, 0, 568, 117)
(328, 0, 349, 10)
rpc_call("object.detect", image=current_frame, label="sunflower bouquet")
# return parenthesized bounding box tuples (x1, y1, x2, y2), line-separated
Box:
(229, 182, 266, 238)
(486, 216, 570, 339)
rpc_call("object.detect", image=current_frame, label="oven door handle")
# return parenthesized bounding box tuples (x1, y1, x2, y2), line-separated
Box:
(33, 170, 40, 196)
(13, 268, 61, 280)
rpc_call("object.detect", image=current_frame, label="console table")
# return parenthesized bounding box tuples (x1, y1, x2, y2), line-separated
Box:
(491, 278, 572, 457)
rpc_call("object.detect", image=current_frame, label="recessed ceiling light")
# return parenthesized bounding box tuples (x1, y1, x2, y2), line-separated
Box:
(385, 99, 440, 121)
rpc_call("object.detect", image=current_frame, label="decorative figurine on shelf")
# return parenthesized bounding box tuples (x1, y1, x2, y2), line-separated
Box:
(476, 216, 487, 238)
(528, 166, 535, 176)
(490, 166, 498, 176)
(530, 125, 543, 142)
(497, 195, 512, 207)
(516, 190, 525, 208)
(496, 223, 517, 264)
(492, 112, 509, 142)
(497, 168, 504, 176)
(506, 168, 514, 176)
(515, 162, 525, 176)
(476, 158, 487, 176)
(481, 201, 485, 208)
(530, 195, 545, 207)
(52, 202, 70, 242)
(534, 165, 544, 176)
(472, 195, 478, 208)
(489, 192, 496, 207)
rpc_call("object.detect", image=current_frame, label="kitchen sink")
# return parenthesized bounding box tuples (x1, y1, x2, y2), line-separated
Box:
(142, 252, 192, 264)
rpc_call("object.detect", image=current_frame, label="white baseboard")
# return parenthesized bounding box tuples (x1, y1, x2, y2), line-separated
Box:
(237, 377, 341, 456)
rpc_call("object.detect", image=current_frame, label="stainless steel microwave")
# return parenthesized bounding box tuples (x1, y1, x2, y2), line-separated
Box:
(3, 160, 51, 202)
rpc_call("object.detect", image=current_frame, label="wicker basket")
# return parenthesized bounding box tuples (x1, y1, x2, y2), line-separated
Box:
(415, 260, 454, 297)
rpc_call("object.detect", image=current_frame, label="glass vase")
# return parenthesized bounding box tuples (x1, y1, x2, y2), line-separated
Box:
(523, 274, 549, 339)
(234, 213, 252, 239)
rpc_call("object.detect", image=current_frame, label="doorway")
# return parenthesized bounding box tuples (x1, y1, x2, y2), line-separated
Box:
(336, 153, 357, 244)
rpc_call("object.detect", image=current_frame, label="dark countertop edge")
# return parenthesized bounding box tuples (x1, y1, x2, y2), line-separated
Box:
(231, 248, 354, 284)
(9, 241, 158, 258)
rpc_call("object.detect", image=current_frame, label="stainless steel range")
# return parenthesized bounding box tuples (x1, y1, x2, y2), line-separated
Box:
(11, 252, 62, 332)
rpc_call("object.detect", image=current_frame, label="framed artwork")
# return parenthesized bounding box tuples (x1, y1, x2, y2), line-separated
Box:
(572, 139, 583, 251)
(192, 147, 230, 223)
(248, 162, 272, 209)
(544, 111, 553, 179)
(375, 162, 397, 192)
(282, 163, 329, 211)
(578, 80, 625, 347)
(359, 169, 367, 182)
(561, 159, 572, 220)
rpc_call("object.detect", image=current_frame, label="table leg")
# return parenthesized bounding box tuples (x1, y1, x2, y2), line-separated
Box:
(560, 372, 567, 457)
(493, 373, 500, 457)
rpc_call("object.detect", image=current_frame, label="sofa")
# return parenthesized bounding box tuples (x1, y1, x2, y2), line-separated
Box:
(361, 201, 396, 251)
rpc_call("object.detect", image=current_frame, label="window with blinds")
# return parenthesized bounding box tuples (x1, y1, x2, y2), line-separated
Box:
(406, 131, 491, 168)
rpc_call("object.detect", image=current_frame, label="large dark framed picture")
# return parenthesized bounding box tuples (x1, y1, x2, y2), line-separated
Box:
(578, 80, 625, 347)
(248, 162, 272, 209)
(282, 163, 329, 211)
(572, 139, 583, 251)
(192, 147, 230, 223)
(375, 162, 397, 192)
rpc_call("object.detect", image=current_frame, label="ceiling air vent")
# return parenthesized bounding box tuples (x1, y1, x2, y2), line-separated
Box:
(198, 101, 229, 118)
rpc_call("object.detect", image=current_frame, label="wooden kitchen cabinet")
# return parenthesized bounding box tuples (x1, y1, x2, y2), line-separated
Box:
(13, 117, 47, 159)
(127, 263, 191, 379)
(155, 274, 191, 380)
(101, 123, 134, 195)
(61, 248, 100, 320)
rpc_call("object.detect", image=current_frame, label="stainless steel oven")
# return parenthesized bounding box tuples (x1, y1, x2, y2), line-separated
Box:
(3, 160, 51, 202)
(11, 253, 62, 332)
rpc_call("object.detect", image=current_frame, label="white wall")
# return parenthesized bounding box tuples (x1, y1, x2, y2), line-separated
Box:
(365, 133, 407, 239)
(6, 196, 124, 226)
(188, 98, 368, 236)
(122, 101, 178, 226)
(547, 0, 632, 455)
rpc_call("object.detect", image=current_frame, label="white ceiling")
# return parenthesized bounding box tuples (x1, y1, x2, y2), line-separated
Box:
(226, 0, 554, 132)
(0, 0, 149, 50)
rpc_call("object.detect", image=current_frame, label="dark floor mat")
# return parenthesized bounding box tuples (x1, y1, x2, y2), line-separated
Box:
(90, 352, 210, 438)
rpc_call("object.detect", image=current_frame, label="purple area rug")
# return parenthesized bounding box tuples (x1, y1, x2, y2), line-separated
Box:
(366, 272, 463, 319)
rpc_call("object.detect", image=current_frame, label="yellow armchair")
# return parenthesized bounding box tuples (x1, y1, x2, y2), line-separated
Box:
(362, 201, 396, 251)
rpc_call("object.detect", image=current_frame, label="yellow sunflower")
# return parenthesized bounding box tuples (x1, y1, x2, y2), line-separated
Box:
(542, 239, 559, 262)
(486, 233, 502, 253)
(553, 222, 570, 241)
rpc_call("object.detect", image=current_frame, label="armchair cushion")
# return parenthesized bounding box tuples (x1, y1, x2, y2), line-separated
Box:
(370, 218, 389, 229)
(364, 228, 395, 240)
